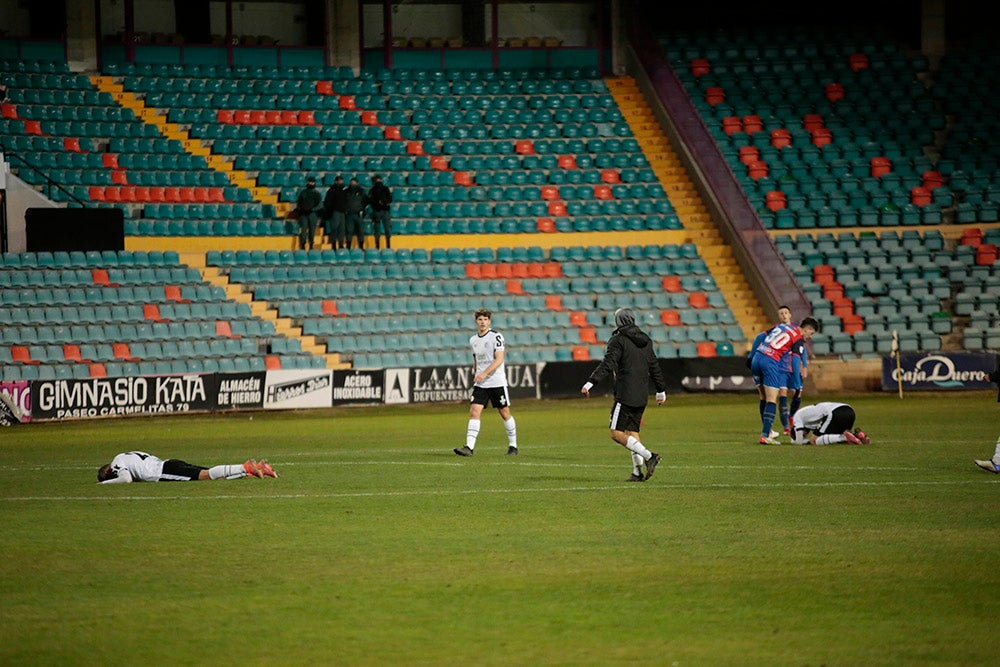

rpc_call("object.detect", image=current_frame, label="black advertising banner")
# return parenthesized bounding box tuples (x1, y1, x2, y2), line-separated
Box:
(331, 369, 385, 405)
(540, 357, 756, 398)
(32, 374, 217, 420)
(215, 372, 266, 410)
(384, 363, 542, 405)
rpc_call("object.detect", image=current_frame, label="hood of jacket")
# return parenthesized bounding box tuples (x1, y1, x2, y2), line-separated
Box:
(617, 324, 651, 348)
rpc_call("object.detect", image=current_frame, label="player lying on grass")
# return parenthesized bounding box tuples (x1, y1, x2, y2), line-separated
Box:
(98, 451, 277, 483)
(787, 402, 871, 445)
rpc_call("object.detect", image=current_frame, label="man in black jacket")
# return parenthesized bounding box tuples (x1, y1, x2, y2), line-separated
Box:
(323, 175, 347, 249)
(294, 176, 322, 250)
(367, 174, 393, 249)
(581, 307, 667, 481)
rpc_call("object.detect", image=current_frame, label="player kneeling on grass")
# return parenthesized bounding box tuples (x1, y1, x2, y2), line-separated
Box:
(98, 451, 277, 484)
(788, 402, 871, 445)
(581, 307, 667, 481)
(973, 363, 1000, 473)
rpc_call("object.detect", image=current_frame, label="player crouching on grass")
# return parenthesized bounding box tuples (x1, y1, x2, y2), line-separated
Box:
(788, 402, 871, 445)
(98, 451, 277, 483)
(581, 307, 667, 482)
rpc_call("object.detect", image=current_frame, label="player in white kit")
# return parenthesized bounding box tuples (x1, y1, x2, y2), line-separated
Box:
(788, 402, 871, 445)
(98, 451, 277, 483)
(454, 308, 518, 457)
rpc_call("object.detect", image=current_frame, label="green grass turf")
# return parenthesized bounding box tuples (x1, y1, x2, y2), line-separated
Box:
(2, 392, 999, 666)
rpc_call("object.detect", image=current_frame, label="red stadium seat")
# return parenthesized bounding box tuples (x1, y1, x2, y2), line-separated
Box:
(690, 58, 710, 76)
(661, 310, 681, 325)
(265, 355, 282, 370)
(722, 116, 742, 136)
(696, 342, 717, 358)
(742, 115, 763, 134)
(765, 191, 787, 212)
(536, 217, 555, 233)
(102, 153, 119, 168)
(770, 129, 791, 149)
(870, 156, 891, 177)
(910, 187, 932, 207)
(739, 146, 760, 165)
(316, 80, 333, 95)
(143, 304, 162, 321)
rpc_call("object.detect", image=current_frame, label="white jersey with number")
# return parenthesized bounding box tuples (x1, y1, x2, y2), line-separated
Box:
(101, 451, 165, 483)
(470, 329, 508, 388)
(790, 402, 847, 443)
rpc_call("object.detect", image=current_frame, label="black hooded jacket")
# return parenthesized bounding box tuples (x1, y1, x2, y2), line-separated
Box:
(587, 324, 666, 407)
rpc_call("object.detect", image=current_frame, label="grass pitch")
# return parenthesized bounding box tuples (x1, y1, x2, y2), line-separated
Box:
(2, 392, 999, 666)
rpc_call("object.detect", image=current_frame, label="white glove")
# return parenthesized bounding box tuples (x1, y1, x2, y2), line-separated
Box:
(581, 381, 593, 396)
(655, 391, 666, 404)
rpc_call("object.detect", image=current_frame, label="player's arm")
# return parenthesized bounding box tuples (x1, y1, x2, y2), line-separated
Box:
(475, 348, 505, 384)
(791, 340, 808, 379)
(99, 469, 134, 484)
(583, 338, 621, 395)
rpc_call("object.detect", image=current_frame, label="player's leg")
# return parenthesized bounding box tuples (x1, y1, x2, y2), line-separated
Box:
(381, 213, 392, 249)
(975, 436, 1000, 473)
(610, 403, 660, 480)
(778, 387, 790, 433)
(759, 385, 781, 444)
(497, 400, 517, 455)
(160, 459, 210, 481)
(455, 391, 486, 456)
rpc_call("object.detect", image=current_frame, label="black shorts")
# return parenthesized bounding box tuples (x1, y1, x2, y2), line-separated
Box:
(160, 459, 207, 481)
(819, 405, 856, 435)
(609, 401, 645, 433)
(471, 385, 510, 409)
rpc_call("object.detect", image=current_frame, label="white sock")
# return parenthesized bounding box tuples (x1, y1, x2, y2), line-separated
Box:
(992, 436, 1000, 464)
(816, 434, 845, 446)
(625, 435, 651, 461)
(209, 464, 246, 480)
(504, 416, 517, 448)
(631, 452, 644, 475)
(466, 419, 480, 449)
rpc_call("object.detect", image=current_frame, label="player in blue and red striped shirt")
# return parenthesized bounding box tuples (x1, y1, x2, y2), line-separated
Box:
(749, 316, 819, 444)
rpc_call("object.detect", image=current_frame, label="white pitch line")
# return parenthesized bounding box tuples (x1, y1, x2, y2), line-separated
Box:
(1, 478, 994, 502)
(1, 461, 922, 472)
